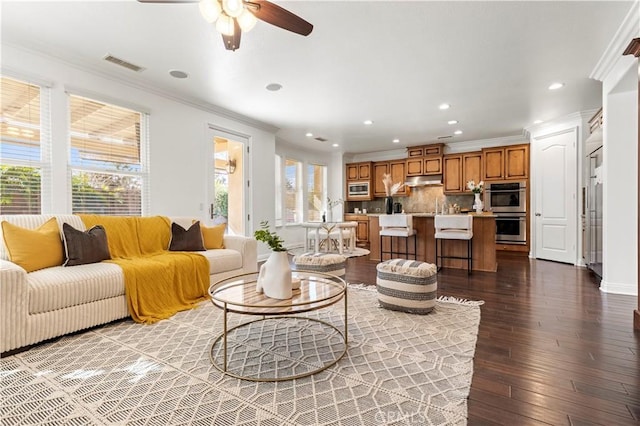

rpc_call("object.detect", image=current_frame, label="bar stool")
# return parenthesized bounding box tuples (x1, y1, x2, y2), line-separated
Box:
(434, 215, 473, 274)
(379, 214, 416, 260)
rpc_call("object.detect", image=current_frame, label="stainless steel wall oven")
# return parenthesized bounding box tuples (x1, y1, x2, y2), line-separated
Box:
(495, 214, 527, 244)
(485, 181, 527, 213)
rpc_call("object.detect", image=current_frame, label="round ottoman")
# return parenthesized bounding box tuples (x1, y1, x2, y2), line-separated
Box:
(376, 259, 438, 314)
(293, 252, 347, 280)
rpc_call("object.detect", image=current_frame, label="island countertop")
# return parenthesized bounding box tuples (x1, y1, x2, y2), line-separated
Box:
(362, 212, 497, 217)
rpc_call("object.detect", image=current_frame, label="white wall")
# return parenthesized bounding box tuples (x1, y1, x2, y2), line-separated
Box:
(601, 57, 638, 295)
(2, 44, 276, 246)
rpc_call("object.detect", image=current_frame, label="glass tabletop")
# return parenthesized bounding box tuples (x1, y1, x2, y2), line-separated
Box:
(209, 271, 346, 315)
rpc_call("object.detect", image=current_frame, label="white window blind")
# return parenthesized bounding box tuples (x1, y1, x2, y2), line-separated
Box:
(69, 94, 148, 216)
(0, 76, 50, 214)
(307, 163, 327, 222)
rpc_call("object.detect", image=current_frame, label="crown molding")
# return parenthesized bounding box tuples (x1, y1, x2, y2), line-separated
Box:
(444, 134, 527, 153)
(526, 110, 596, 138)
(590, 1, 640, 81)
(3, 42, 280, 134)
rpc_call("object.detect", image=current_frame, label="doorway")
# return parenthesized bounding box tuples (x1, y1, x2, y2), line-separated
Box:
(208, 127, 249, 236)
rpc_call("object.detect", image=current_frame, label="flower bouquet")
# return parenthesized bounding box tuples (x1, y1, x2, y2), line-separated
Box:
(467, 180, 484, 213)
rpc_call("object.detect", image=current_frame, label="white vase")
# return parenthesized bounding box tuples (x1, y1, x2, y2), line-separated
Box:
(473, 193, 484, 213)
(255, 251, 292, 299)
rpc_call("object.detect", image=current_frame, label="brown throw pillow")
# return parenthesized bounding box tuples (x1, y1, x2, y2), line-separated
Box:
(62, 223, 111, 266)
(169, 221, 206, 252)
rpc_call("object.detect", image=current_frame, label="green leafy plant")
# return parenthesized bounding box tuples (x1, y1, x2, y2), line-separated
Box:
(254, 220, 286, 252)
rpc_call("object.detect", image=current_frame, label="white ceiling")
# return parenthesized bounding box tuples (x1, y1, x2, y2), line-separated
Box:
(1, 1, 634, 154)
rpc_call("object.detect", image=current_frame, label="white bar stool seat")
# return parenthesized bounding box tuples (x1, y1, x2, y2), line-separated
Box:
(379, 214, 417, 260)
(434, 215, 473, 274)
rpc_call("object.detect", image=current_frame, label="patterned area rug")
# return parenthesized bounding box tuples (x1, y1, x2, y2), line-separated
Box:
(1, 286, 482, 425)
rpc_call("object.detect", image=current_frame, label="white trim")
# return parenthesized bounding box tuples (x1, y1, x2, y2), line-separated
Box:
(590, 1, 640, 82)
(599, 280, 638, 296)
(5, 42, 279, 133)
(0, 67, 53, 88)
(64, 85, 151, 115)
(444, 134, 527, 153)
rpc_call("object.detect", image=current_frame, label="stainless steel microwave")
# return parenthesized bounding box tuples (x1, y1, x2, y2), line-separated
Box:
(347, 181, 370, 198)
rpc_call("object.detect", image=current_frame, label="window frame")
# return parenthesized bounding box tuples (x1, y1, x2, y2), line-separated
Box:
(67, 92, 150, 216)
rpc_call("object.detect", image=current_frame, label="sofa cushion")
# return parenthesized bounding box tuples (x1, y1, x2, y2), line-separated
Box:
(200, 223, 225, 249)
(2, 218, 64, 272)
(62, 223, 111, 266)
(28, 262, 125, 315)
(169, 222, 205, 252)
(199, 249, 242, 275)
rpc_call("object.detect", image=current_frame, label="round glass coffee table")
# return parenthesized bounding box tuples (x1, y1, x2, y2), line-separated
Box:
(208, 271, 348, 382)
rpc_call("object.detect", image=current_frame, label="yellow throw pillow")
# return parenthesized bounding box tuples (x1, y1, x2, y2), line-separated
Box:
(2, 218, 64, 272)
(199, 223, 225, 249)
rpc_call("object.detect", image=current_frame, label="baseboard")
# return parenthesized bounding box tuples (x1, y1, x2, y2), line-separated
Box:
(599, 279, 638, 295)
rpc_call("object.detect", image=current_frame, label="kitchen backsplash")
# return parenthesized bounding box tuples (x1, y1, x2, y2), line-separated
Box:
(346, 186, 478, 213)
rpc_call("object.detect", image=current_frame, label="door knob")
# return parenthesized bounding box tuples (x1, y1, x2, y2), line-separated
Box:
(535, 213, 541, 216)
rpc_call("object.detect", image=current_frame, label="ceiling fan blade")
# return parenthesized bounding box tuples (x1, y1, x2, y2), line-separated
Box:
(247, 0, 313, 36)
(221, 20, 242, 51)
(137, 0, 198, 3)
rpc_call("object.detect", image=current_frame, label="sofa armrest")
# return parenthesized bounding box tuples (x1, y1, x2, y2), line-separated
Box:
(0, 259, 28, 353)
(223, 235, 258, 273)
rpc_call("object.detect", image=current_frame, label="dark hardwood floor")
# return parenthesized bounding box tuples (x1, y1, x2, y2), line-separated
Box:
(344, 251, 639, 425)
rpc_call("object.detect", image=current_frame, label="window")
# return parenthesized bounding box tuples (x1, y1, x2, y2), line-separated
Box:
(284, 158, 303, 224)
(0, 76, 50, 214)
(275, 155, 283, 226)
(307, 163, 327, 222)
(69, 94, 148, 216)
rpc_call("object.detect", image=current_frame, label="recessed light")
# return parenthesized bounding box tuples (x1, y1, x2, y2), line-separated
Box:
(548, 82, 564, 90)
(447, 120, 458, 125)
(169, 69, 189, 79)
(266, 83, 283, 91)
(332, 143, 339, 147)
(363, 120, 373, 125)
(454, 130, 463, 135)
(305, 132, 313, 137)
(439, 103, 450, 110)
(392, 139, 400, 143)
(533, 120, 543, 124)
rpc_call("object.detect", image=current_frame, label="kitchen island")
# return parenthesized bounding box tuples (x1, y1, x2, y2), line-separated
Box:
(369, 213, 497, 272)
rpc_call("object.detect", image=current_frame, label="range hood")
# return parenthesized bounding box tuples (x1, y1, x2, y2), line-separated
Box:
(404, 175, 443, 187)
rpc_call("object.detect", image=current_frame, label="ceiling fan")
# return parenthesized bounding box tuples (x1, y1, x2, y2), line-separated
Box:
(137, 0, 313, 51)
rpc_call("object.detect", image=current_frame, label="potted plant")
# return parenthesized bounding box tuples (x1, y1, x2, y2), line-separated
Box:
(253, 221, 292, 299)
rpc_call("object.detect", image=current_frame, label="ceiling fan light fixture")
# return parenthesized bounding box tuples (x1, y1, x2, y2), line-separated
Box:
(216, 13, 235, 36)
(222, 0, 244, 18)
(237, 8, 257, 32)
(199, 0, 221, 23)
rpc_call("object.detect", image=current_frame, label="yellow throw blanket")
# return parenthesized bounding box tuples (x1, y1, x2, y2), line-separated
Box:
(79, 215, 210, 324)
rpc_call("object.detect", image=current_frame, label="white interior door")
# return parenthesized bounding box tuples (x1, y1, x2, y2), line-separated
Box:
(533, 128, 577, 263)
(207, 126, 250, 236)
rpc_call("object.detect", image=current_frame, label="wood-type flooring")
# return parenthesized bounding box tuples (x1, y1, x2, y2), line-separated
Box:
(344, 251, 639, 425)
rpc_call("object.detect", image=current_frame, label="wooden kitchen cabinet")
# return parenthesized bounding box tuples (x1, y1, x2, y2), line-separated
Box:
(346, 162, 372, 181)
(462, 152, 483, 189)
(443, 151, 483, 193)
(443, 154, 463, 193)
(505, 144, 529, 179)
(389, 160, 408, 195)
(373, 162, 389, 197)
(406, 156, 442, 176)
(344, 214, 369, 246)
(482, 144, 529, 181)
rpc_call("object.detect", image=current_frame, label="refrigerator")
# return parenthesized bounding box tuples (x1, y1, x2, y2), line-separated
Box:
(586, 146, 603, 278)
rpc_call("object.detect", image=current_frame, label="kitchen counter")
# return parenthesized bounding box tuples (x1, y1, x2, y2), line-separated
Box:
(369, 214, 497, 272)
(363, 212, 497, 218)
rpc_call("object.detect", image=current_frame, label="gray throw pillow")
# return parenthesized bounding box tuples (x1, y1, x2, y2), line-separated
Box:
(168, 221, 206, 252)
(62, 223, 111, 266)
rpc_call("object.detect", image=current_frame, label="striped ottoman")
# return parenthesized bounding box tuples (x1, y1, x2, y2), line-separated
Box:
(292, 252, 347, 280)
(376, 259, 438, 314)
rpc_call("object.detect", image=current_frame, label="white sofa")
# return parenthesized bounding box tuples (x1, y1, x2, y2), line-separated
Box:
(0, 215, 258, 353)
